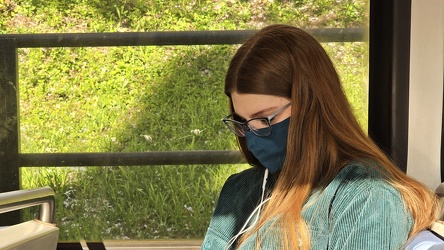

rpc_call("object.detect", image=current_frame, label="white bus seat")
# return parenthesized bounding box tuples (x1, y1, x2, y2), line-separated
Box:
(404, 184, 444, 249)
(404, 222, 444, 249)
(0, 219, 58, 250)
(0, 186, 58, 250)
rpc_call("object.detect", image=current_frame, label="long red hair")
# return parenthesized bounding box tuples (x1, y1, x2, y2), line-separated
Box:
(225, 24, 439, 249)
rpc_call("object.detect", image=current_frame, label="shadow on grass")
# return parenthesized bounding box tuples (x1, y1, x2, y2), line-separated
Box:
(55, 45, 248, 241)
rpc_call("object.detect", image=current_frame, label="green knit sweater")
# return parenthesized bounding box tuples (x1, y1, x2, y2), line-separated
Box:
(201, 162, 413, 249)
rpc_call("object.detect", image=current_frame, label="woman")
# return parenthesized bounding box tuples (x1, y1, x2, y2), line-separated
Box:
(201, 25, 440, 249)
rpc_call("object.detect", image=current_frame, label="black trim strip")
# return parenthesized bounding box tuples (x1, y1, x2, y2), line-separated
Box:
(57, 242, 106, 250)
(57, 242, 83, 250)
(441, 85, 444, 182)
(430, 230, 444, 241)
(86, 242, 106, 250)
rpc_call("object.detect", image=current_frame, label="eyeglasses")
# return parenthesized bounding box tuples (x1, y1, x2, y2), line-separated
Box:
(222, 103, 291, 137)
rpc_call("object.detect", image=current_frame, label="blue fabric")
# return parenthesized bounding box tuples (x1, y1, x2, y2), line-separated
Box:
(245, 117, 289, 173)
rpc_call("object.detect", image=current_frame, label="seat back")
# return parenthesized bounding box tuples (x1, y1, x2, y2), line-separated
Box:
(404, 222, 444, 249)
(0, 187, 58, 250)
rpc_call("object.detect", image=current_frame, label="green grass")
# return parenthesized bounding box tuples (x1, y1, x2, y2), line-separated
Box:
(2, 0, 370, 241)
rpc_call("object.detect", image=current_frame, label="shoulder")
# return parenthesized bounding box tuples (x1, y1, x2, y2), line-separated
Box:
(336, 161, 389, 180)
(304, 162, 408, 229)
(224, 167, 264, 185)
(325, 162, 413, 248)
(330, 162, 408, 214)
(219, 167, 264, 198)
(201, 167, 266, 249)
(333, 161, 402, 199)
(210, 167, 266, 224)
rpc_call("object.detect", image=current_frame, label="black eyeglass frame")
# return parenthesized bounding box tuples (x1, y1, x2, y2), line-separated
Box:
(222, 102, 291, 137)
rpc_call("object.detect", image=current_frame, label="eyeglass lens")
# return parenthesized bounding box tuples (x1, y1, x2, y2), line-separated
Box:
(223, 102, 290, 137)
(224, 118, 271, 137)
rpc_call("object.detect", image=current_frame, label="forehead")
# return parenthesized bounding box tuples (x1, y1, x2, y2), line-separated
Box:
(231, 92, 289, 119)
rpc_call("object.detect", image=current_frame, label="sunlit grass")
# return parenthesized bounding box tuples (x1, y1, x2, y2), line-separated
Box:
(22, 164, 248, 240)
(9, 0, 369, 241)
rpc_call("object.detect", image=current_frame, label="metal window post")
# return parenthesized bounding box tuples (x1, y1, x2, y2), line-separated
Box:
(0, 39, 20, 225)
(369, 0, 412, 172)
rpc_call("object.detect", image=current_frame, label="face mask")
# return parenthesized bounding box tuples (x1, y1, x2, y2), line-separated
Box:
(245, 117, 290, 173)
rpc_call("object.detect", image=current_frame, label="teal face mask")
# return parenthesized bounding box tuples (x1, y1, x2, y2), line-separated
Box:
(245, 117, 290, 173)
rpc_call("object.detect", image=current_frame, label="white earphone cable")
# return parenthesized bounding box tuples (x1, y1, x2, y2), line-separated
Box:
(224, 169, 270, 250)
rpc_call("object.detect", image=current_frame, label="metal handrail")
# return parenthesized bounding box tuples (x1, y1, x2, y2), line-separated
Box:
(0, 28, 367, 48)
(19, 150, 245, 167)
(0, 187, 55, 223)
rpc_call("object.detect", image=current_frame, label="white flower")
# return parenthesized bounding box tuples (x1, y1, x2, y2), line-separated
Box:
(191, 129, 202, 136)
(140, 134, 153, 142)
(184, 204, 194, 213)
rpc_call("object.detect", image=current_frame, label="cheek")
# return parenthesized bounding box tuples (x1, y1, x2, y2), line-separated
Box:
(282, 107, 292, 120)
